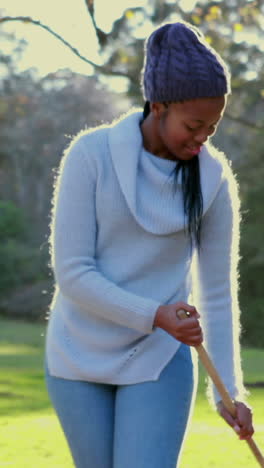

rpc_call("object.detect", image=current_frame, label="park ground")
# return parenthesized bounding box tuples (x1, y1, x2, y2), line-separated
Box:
(0, 318, 263, 467)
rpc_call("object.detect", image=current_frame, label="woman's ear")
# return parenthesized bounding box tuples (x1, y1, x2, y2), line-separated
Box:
(150, 102, 166, 119)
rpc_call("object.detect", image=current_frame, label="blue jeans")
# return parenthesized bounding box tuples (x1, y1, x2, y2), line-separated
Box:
(44, 343, 198, 468)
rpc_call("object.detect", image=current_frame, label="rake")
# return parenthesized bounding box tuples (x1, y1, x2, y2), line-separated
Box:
(177, 309, 264, 467)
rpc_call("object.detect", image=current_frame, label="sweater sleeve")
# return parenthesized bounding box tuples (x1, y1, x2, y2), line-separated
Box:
(192, 167, 250, 410)
(48, 135, 160, 334)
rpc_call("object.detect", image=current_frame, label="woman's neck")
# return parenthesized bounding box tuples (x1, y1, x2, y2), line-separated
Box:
(140, 114, 176, 161)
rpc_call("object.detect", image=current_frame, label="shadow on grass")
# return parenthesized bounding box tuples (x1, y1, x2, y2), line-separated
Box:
(245, 382, 264, 388)
(1, 319, 264, 421)
(0, 348, 52, 417)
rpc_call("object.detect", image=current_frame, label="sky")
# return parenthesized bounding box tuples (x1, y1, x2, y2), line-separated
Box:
(0, 0, 198, 81)
(0, 0, 262, 88)
(0, 1, 148, 80)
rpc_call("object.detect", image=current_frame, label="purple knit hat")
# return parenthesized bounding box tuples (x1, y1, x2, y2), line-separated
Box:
(141, 21, 231, 102)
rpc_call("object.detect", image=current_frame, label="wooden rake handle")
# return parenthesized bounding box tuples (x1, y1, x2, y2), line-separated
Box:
(177, 309, 264, 467)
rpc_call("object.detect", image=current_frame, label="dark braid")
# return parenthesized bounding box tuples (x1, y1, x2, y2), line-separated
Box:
(143, 101, 151, 119)
(142, 101, 203, 254)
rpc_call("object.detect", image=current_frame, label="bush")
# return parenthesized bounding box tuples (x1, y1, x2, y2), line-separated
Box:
(0, 238, 47, 294)
(0, 200, 49, 302)
(240, 297, 264, 348)
(0, 200, 27, 241)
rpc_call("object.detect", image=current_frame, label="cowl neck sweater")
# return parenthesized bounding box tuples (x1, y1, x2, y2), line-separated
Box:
(109, 110, 223, 234)
(45, 108, 249, 409)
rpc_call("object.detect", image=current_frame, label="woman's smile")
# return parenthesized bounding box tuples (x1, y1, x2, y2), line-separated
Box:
(140, 97, 226, 161)
(184, 144, 203, 156)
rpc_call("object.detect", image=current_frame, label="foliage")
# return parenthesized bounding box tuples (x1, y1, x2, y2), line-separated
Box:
(0, 30, 129, 319)
(0, 2, 263, 346)
(238, 128, 264, 347)
(0, 239, 39, 291)
(0, 200, 26, 240)
(0, 201, 45, 299)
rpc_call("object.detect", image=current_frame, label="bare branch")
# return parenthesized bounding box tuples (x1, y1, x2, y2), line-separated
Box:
(84, 0, 95, 27)
(225, 111, 263, 130)
(0, 16, 129, 80)
(83, 0, 108, 47)
(85, 0, 94, 16)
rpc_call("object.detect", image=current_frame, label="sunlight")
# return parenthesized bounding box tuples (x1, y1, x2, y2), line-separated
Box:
(234, 29, 264, 51)
(94, 0, 146, 32)
(1, 0, 263, 88)
(178, 0, 197, 12)
(0, 0, 147, 80)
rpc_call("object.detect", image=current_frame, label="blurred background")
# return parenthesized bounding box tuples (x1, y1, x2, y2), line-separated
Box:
(0, 0, 263, 347)
(1, 2, 264, 467)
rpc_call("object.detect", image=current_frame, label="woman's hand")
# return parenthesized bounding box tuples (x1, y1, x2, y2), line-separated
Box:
(216, 400, 255, 441)
(154, 302, 203, 347)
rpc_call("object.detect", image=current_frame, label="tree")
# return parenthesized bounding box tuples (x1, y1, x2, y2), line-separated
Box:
(0, 47, 128, 240)
(0, 30, 129, 320)
(0, 2, 263, 346)
(1, 0, 263, 129)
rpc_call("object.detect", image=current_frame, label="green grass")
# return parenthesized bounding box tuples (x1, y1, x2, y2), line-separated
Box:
(0, 318, 264, 467)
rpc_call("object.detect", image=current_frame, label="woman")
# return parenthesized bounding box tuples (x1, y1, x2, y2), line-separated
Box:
(44, 21, 254, 467)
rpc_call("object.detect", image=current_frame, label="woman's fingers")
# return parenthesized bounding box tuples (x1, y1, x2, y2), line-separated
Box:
(218, 405, 237, 429)
(178, 321, 203, 337)
(235, 402, 255, 440)
(161, 302, 203, 346)
(181, 334, 203, 346)
(179, 322, 203, 346)
(217, 401, 255, 440)
(176, 316, 201, 331)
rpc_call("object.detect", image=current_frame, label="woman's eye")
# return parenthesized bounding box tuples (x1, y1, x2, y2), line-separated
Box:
(185, 125, 196, 131)
(185, 124, 217, 133)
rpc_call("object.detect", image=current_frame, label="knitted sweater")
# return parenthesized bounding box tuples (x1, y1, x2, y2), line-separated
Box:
(45, 108, 249, 408)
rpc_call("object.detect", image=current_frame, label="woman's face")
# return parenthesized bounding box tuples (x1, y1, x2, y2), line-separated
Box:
(150, 96, 227, 161)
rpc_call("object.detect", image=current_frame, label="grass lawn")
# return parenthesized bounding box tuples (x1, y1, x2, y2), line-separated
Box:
(0, 318, 263, 467)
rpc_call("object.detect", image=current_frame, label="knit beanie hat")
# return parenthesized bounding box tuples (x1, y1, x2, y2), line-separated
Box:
(141, 21, 231, 102)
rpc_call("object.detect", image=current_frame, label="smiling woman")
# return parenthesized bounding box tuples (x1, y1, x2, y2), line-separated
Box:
(44, 20, 255, 468)
(140, 97, 226, 161)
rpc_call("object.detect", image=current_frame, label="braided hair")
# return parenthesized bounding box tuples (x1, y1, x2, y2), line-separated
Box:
(143, 101, 203, 254)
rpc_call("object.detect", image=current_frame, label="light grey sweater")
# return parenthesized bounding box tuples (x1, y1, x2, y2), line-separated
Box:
(45, 108, 249, 408)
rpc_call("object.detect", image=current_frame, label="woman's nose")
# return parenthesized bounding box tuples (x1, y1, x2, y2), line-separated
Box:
(194, 130, 208, 145)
